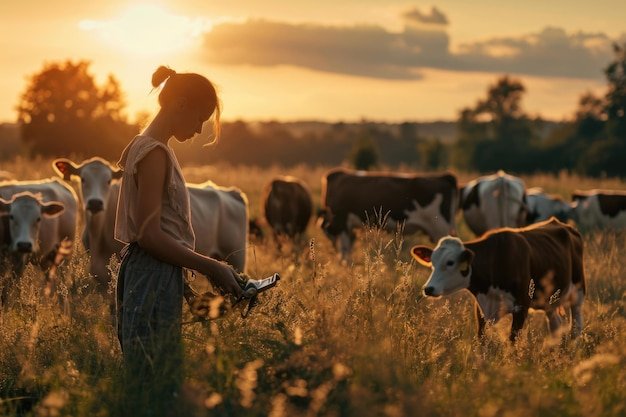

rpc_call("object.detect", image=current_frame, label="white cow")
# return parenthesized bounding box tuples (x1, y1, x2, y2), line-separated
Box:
(53, 158, 249, 289)
(188, 181, 249, 273)
(0, 179, 77, 302)
(460, 171, 527, 237)
(526, 187, 573, 224)
(53, 158, 123, 288)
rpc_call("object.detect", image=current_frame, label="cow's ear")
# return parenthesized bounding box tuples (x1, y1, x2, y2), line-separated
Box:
(458, 249, 474, 276)
(411, 245, 433, 267)
(41, 201, 65, 218)
(112, 168, 123, 180)
(0, 198, 10, 215)
(53, 158, 80, 181)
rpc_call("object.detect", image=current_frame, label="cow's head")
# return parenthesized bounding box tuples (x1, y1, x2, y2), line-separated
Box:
(411, 237, 474, 297)
(0, 192, 64, 253)
(53, 157, 122, 214)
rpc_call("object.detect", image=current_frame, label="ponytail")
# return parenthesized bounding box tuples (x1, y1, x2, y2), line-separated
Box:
(151, 66, 176, 88)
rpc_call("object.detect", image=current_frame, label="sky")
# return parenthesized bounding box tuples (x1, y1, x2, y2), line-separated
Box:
(1, 0, 625, 123)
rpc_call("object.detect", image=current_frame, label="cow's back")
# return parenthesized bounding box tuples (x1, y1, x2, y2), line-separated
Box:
(462, 172, 526, 236)
(322, 169, 456, 222)
(520, 219, 585, 303)
(189, 182, 248, 272)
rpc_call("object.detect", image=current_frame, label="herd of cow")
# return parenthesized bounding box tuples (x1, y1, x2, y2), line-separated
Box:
(1, 160, 625, 341)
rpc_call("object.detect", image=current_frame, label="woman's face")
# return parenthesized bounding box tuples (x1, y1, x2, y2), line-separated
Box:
(171, 101, 213, 143)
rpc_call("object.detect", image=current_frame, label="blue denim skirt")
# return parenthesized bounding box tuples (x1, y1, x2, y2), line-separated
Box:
(116, 242, 183, 369)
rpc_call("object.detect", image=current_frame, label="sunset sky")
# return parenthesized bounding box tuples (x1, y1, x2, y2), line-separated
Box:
(1, 0, 624, 123)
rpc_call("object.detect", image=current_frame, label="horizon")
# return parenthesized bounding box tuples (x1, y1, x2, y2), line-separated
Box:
(1, 1, 624, 124)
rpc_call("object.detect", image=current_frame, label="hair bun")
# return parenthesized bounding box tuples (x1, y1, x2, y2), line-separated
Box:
(151, 66, 177, 87)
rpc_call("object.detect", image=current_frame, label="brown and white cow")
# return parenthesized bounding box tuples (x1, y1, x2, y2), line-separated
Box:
(526, 187, 573, 224)
(263, 176, 312, 243)
(411, 218, 585, 341)
(571, 190, 626, 232)
(460, 171, 527, 237)
(53, 157, 124, 287)
(319, 168, 458, 261)
(0, 180, 77, 302)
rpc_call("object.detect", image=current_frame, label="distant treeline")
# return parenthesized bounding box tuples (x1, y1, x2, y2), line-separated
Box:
(2, 43, 626, 177)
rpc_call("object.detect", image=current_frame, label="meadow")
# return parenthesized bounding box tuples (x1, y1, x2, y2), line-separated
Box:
(0, 159, 624, 417)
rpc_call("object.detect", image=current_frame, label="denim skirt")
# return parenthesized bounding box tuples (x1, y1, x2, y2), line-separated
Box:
(116, 242, 183, 370)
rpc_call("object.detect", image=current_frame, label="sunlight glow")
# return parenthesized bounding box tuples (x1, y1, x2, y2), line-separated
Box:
(79, 4, 212, 57)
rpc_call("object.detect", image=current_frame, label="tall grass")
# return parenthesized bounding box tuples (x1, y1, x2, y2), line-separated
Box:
(0, 162, 624, 416)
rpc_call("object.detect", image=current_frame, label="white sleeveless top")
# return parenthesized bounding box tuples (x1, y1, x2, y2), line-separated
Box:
(114, 135, 195, 250)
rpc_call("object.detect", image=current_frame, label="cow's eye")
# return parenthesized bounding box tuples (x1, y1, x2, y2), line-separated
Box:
(36, 217, 41, 222)
(446, 260, 454, 267)
(107, 179, 112, 185)
(9, 215, 14, 220)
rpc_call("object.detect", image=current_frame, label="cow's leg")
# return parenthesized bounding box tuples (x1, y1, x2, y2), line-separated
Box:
(509, 307, 528, 342)
(337, 231, 354, 264)
(547, 309, 563, 334)
(570, 288, 584, 337)
(475, 302, 486, 338)
(91, 256, 110, 292)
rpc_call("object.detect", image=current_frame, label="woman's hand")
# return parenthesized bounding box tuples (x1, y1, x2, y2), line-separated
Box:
(200, 259, 244, 299)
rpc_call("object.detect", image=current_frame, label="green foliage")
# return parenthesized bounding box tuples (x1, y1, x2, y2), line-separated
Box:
(349, 137, 379, 170)
(418, 137, 448, 170)
(16, 60, 139, 159)
(454, 76, 536, 172)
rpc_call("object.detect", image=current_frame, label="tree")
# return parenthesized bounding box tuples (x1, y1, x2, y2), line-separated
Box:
(605, 43, 626, 141)
(349, 137, 379, 171)
(455, 76, 534, 172)
(16, 60, 138, 159)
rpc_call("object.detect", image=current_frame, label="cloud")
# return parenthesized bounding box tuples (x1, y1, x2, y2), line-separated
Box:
(402, 6, 449, 26)
(203, 16, 621, 80)
(456, 27, 614, 79)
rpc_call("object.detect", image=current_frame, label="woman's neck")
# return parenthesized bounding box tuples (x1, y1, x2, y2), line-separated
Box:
(142, 109, 173, 145)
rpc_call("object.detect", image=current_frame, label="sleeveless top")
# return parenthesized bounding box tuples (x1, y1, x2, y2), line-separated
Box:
(114, 135, 196, 250)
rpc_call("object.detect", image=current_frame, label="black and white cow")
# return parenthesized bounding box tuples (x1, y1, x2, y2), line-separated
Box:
(571, 190, 626, 232)
(411, 218, 585, 341)
(318, 168, 458, 260)
(460, 171, 527, 237)
(526, 187, 573, 224)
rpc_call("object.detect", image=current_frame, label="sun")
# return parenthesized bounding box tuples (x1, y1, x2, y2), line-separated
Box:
(79, 4, 212, 57)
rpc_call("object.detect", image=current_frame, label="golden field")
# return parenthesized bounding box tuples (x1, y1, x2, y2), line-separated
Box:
(0, 160, 625, 417)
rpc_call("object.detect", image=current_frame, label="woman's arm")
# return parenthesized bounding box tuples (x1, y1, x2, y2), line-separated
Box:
(134, 147, 243, 297)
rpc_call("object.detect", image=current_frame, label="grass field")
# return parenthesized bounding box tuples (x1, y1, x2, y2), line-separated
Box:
(0, 161, 625, 416)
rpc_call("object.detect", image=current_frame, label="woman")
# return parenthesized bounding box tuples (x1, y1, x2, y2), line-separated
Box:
(114, 66, 273, 413)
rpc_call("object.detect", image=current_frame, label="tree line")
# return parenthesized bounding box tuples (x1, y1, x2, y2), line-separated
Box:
(8, 43, 626, 177)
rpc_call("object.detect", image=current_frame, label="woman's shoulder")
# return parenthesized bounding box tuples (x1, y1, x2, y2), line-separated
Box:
(118, 135, 172, 171)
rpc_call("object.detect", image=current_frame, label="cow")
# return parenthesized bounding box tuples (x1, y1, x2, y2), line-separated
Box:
(53, 157, 124, 288)
(263, 176, 313, 244)
(188, 181, 249, 273)
(54, 157, 250, 288)
(318, 168, 458, 261)
(460, 170, 527, 237)
(526, 187, 573, 224)
(0, 179, 78, 302)
(571, 190, 626, 232)
(411, 218, 585, 342)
